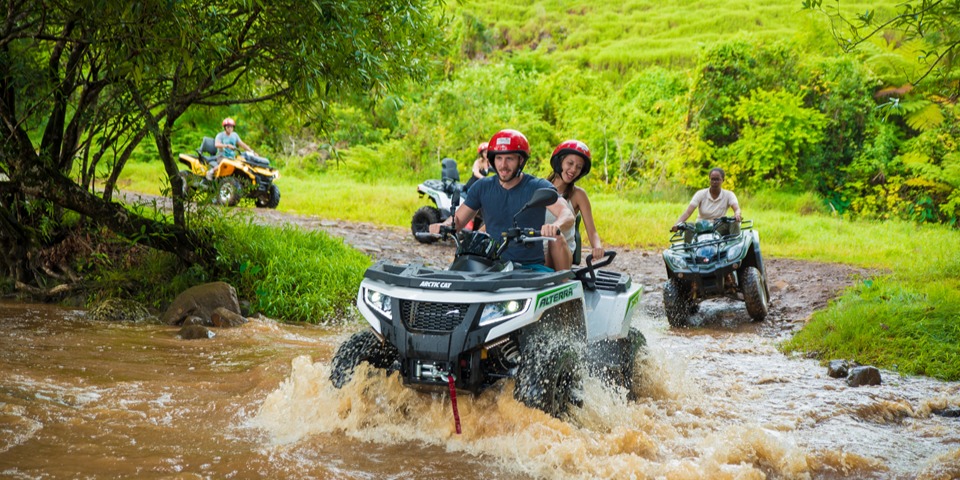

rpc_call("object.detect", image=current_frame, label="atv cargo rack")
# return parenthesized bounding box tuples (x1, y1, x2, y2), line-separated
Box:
(668, 219, 754, 251)
(571, 251, 631, 293)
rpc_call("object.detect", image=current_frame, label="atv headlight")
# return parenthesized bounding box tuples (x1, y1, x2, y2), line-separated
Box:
(695, 245, 717, 264)
(662, 249, 687, 271)
(363, 288, 392, 319)
(479, 299, 529, 326)
(726, 243, 743, 261)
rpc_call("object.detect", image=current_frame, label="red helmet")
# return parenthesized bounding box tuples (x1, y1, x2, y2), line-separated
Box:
(477, 142, 488, 155)
(486, 129, 530, 180)
(222, 117, 236, 127)
(550, 139, 592, 181)
(486, 129, 529, 161)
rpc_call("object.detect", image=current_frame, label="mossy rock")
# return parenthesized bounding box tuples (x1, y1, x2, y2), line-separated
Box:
(88, 297, 155, 323)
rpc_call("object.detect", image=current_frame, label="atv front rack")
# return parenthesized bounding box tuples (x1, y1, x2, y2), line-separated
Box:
(365, 261, 573, 292)
(668, 219, 754, 250)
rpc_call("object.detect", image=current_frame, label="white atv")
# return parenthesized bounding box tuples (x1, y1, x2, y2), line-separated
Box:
(331, 189, 645, 419)
(410, 158, 482, 242)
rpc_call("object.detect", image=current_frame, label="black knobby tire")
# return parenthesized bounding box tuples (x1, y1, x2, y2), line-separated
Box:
(411, 206, 441, 243)
(663, 279, 690, 327)
(742, 266, 769, 321)
(514, 300, 586, 418)
(612, 328, 647, 399)
(217, 177, 244, 206)
(329, 330, 400, 388)
(515, 343, 581, 418)
(255, 184, 281, 209)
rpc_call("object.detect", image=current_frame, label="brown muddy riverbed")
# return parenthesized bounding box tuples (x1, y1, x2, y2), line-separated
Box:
(2, 208, 960, 478)
(1, 298, 959, 478)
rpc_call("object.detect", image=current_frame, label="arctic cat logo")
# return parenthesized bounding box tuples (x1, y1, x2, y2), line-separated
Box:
(536, 285, 574, 310)
(419, 281, 453, 289)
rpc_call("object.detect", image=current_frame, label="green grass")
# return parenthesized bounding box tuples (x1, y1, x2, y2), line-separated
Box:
(782, 277, 960, 380)
(460, 0, 901, 72)
(212, 215, 371, 323)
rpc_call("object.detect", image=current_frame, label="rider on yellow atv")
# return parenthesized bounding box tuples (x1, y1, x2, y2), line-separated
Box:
(210, 117, 255, 180)
(177, 118, 281, 208)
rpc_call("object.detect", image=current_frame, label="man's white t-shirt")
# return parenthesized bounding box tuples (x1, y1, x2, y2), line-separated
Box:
(690, 188, 738, 221)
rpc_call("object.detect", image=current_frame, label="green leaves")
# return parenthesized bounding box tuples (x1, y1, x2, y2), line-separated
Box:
(726, 88, 828, 188)
(213, 216, 371, 323)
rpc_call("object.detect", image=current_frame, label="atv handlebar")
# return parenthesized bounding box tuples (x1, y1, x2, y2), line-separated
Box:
(415, 232, 442, 242)
(672, 216, 738, 232)
(669, 217, 753, 243)
(503, 227, 555, 246)
(439, 225, 559, 262)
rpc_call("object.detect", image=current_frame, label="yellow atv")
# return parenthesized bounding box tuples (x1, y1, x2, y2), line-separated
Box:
(177, 137, 281, 208)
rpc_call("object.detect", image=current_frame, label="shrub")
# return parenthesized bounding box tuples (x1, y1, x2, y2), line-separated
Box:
(212, 215, 371, 323)
(722, 88, 828, 188)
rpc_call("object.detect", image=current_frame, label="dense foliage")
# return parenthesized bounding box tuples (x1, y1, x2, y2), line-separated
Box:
(0, 0, 445, 295)
(243, 0, 956, 227)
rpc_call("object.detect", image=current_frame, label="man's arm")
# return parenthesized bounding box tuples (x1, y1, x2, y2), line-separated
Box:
(671, 203, 697, 231)
(429, 204, 477, 234)
(729, 199, 742, 222)
(454, 204, 478, 231)
(214, 133, 230, 150)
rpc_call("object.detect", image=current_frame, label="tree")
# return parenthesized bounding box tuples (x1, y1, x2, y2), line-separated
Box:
(0, 0, 445, 297)
(803, 0, 960, 225)
(803, 0, 959, 100)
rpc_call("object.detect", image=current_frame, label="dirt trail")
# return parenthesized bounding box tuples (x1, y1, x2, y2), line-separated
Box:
(252, 207, 874, 337)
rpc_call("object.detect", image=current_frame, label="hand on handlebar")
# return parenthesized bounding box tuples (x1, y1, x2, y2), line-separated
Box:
(590, 246, 605, 260)
(540, 223, 562, 237)
(670, 222, 684, 232)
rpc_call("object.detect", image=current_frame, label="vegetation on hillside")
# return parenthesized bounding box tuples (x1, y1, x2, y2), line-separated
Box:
(255, 0, 955, 227)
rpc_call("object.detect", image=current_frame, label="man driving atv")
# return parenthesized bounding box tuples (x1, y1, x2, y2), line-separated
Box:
(429, 129, 574, 272)
(672, 167, 742, 243)
(210, 117, 256, 180)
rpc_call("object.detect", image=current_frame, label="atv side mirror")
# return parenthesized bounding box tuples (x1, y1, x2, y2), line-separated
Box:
(514, 188, 559, 223)
(451, 190, 461, 210)
(525, 188, 559, 210)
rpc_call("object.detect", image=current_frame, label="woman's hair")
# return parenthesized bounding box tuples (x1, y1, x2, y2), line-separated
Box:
(709, 167, 725, 179)
(547, 171, 576, 200)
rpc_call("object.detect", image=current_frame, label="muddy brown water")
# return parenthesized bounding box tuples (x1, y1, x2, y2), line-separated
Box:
(3, 203, 960, 478)
(2, 299, 958, 479)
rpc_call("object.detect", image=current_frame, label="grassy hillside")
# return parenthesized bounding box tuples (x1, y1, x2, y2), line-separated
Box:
(453, 0, 898, 71)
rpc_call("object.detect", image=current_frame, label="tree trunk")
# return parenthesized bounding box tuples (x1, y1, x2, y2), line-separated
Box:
(6, 165, 212, 268)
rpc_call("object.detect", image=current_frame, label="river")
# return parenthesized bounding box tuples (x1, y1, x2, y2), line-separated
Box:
(1, 300, 958, 479)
